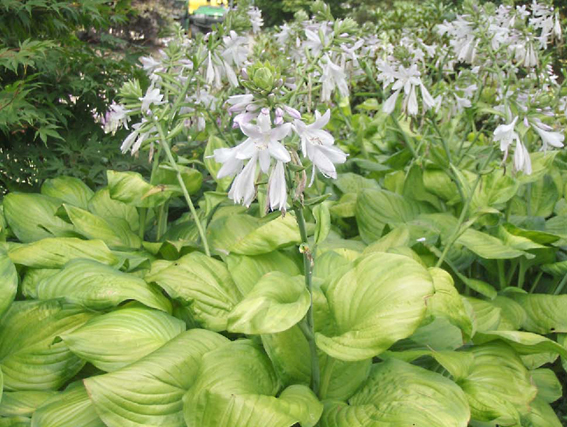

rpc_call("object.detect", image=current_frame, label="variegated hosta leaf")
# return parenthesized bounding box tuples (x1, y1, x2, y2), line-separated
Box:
(31, 384, 104, 427)
(183, 340, 323, 427)
(40, 176, 94, 210)
(106, 170, 176, 208)
(60, 307, 185, 372)
(84, 329, 229, 427)
(207, 213, 300, 256)
(320, 359, 470, 427)
(0, 254, 17, 318)
(227, 272, 310, 334)
(8, 238, 118, 269)
(87, 188, 139, 231)
(0, 300, 94, 391)
(315, 252, 434, 361)
(145, 252, 241, 331)
(464, 297, 502, 333)
(457, 342, 537, 425)
(36, 259, 171, 312)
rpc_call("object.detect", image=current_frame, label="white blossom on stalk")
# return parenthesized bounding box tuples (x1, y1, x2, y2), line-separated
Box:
(247, 7, 263, 34)
(139, 86, 164, 113)
(493, 116, 532, 174)
(268, 161, 287, 212)
(222, 31, 249, 67)
(320, 55, 349, 102)
(120, 119, 155, 155)
(214, 109, 292, 209)
(532, 121, 565, 150)
(294, 110, 347, 184)
(103, 103, 130, 134)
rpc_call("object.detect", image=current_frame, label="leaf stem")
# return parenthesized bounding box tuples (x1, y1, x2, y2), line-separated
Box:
(155, 121, 211, 256)
(294, 206, 321, 397)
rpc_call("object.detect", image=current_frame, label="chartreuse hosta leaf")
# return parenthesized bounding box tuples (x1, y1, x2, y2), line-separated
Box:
(87, 188, 139, 231)
(207, 213, 300, 255)
(31, 384, 104, 427)
(60, 307, 185, 372)
(8, 238, 118, 269)
(464, 297, 502, 333)
(470, 170, 519, 213)
(517, 397, 563, 427)
(3, 193, 74, 243)
(36, 259, 171, 312)
(457, 342, 537, 425)
(63, 204, 141, 250)
(0, 300, 94, 391)
(0, 254, 17, 318)
(21, 269, 58, 299)
(427, 267, 473, 341)
(315, 252, 434, 361)
(506, 293, 567, 334)
(183, 340, 323, 427)
(145, 252, 241, 331)
(473, 330, 567, 359)
(84, 329, 229, 427)
(226, 251, 300, 296)
(0, 391, 55, 418)
(530, 368, 562, 404)
(227, 272, 310, 334)
(320, 358, 470, 427)
(153, 164, 203, 195)
(40, 176, 94, 210)
(107, 170, 177, 208)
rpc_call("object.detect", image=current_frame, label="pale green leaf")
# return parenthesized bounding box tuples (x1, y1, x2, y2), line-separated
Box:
(471, 171, 519, 212)
(227, 272, 309, 334)
(473, 330, 567, 359)
(87, 188, 139, 231)
(60, 307, 185, 372)
(84, 329, 229, 427)
(8, 237, 118, 269)
(154, 165, 202, 195)
(531, 368, 562, 403)
(320, 358, 470, 427)
(107, 170, 175, 208)
(0, 300, 93, 390)
(3, 194, 74, 243)
(313, 203, 331, 245)
(464, 297, 501, 333)
(41, 176, 94, 210)
(0, 255, 17, 318)
(146, 252, 241, 331)
(31, 385, 104, 427)
(519, 397, 563, 427)
(507, 293, 567, 334)
(315, 252, 434, 361)
(36, 259, 171, 312)
(64, 205, 141, 249)
(0, 391, 55, 417)
(183, 340, 323, 427)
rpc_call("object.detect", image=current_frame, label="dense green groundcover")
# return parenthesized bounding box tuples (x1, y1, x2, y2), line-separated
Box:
(2, 0, 567, 426)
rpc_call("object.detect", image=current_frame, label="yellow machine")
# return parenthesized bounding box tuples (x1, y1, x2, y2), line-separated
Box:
(188, 0, 227, 14)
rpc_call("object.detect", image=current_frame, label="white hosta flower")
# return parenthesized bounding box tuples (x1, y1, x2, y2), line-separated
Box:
(514, 140, 532, 174)
(139, 86, 164, 113)
(294, 110, 347, 184)
(493, 116, 519, 159)
(222, 31, 249, 66)
(268, 161, 287, 212)
(120, 120, 155, 155)
(227, 94, 255, 113)
(320, 55, 349, 102)
(533, 123, 565, 150)
(228, 156, 257, 207)
(247, 7, 263, 34)
(103, 103, 130, 134)
(380, 64, 434, 116)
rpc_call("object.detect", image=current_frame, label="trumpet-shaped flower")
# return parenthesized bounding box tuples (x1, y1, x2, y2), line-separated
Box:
(294, 110, 347, 183)
(320, 55, 349, 102)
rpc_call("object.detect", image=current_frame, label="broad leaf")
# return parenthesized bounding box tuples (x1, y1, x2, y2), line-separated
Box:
(41, 176, 94, 210)
(183, 340, 323, 427)
(61, 307, 185, 372)
(519, 397, 563, 427)
(315, 252, 434, 361)
(0, 300, 93, 390)
(8, 238, 118, 269)
(0, 254, 17, 318)
(0, 391, 55, 417)
(64, 205, 141, 249)
(31, 385, 104, 427)
(145, 252, 241, 331)
(320, 358, 470, 427)
(531, 368, 562, 403)
(87, 188, 139, 231)
(226, 251, 300, 296)
(84, 330, 229, 427)
(36, 259, 171, 312)
(507, 293, 567, 334)
(107, 170, 175, 208)
(464, 297, 501, 333)
(457, 342, 537, 425)
(3, 194, 74, 243)
(154, 165, 203, 195)
(227, 272, 309, 334)
(208, 214, 300, 256)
